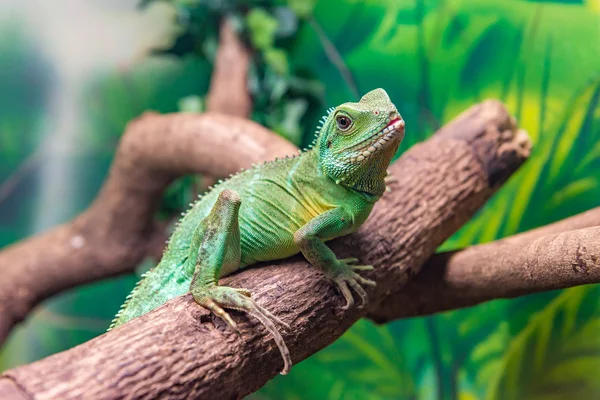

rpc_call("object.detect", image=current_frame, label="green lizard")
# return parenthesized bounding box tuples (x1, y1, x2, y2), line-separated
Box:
(109, 88, 405, 374)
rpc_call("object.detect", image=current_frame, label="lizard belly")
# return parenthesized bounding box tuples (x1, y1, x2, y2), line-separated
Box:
(236, 180, 328, 267)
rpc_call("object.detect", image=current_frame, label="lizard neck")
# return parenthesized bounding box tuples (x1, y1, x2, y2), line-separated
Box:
(295, 149, 380, 205)
(316, 144, 396, 200)
(338, 158, 389, 199)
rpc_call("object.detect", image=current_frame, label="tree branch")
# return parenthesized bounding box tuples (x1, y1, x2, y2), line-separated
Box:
(206, 18, 252, 118)
(0, 100, 531, 399)
(145, 18, 257, 262)
(369, 207, 600, 322)
(0, 113, 295, 346)
(0, 20, 283, 347)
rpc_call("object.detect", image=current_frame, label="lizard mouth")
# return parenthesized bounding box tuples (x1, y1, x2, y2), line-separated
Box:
(347, 117, 405, 163)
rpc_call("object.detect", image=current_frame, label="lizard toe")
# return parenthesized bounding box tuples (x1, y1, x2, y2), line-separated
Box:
(192, 285, 292, 375)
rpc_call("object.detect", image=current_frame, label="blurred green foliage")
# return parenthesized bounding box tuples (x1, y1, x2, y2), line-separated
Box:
(0, 23, 53, 180)
(484, 286, 600, 400)
(0, 0, 599, 398)
(0, 23, 53, 248)
(0, 52, 213, 370)
(82, 55, 211, 153)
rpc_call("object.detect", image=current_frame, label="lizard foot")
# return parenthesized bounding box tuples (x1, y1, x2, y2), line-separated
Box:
(330, 258, 376, 310)
(384, 171, 397, 192)
(192, 285, 292, 375)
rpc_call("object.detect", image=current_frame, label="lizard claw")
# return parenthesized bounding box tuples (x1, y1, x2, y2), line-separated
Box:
(330, 258, 376, 310)
(384, 171, 397, 192)
(192, 285, 292, 374)
(233, 287, 252, 297)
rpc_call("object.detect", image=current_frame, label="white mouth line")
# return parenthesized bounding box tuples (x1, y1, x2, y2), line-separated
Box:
(346, 117, 397, 150)
(349, 119, 405, 162)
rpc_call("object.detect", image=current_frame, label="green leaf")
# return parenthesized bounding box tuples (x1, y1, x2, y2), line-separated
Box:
(286, 0, 317, 18)
(178, 95, 205, 113)
(246, 8, 279, 50)
(547, 82, 599, 182)
(264, 48, 290, 76)
(268, 98, 307, 144)
(256, 320, 416, 399)
(484, 287, 600, 400)
(546, 177, 599, 210)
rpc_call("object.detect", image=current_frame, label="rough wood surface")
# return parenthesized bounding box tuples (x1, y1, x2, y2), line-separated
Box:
(0, 380, 28, 400)
(0, 100, 531, 399)
(370, 207, 600, 322)
(0, 23, 291, 347)
(0, 114, 295, 346)
(206, 19, 252, 117)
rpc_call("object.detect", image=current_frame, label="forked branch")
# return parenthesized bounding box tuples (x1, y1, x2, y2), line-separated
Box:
(1, 100, 532, 399)
(370, 207, 600, 322)
(0, 20, 296, 346)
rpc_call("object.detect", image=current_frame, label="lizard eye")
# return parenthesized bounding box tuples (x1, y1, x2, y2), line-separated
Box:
(336, 115, 352, 131)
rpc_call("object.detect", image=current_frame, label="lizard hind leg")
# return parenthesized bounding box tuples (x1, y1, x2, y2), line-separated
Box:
(194, 286, 291, 374)
(190, 189, 293, 375)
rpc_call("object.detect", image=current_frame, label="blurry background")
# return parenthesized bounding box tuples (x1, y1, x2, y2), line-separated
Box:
(0, 0, 599, 399)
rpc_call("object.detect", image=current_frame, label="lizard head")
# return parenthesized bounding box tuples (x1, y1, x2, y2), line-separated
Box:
(317, 88, 405, 196)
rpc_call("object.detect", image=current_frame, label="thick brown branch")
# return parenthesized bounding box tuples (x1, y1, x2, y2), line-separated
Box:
(0, 100, 530, 399)
(206, 19, 252, 117)
(369, 207, 600, 322)
(0, 20, 262, 345)
(0, 113, 296, 345)
(146, 19, 255, 261)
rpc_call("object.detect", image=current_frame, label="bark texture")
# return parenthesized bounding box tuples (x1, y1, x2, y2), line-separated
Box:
(0, 20, 294, 346)
(0, 114, 295, 345)
(206, 19, 252, 117)
(0, 100, 531, 399)
(370, 207, 600, 322)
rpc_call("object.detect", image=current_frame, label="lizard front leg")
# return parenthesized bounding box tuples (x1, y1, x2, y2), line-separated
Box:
(293, 207, 376, 310)
(189, 189, 292, 374)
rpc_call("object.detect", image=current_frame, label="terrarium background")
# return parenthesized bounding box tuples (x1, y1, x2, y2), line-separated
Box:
(0, 1, 599, 399)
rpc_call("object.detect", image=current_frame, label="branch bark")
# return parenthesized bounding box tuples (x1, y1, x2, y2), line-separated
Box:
(0, 20, 281, 346)
(0, 100, 531, 399)
(145, 18, 256, 261)
(206, 19, 252, 117)
(0, 113, 295, 345)
(369, 207, 600, 322)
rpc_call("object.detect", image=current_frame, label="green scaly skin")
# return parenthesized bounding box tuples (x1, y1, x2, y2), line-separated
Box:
(109, 88, 405, 374)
